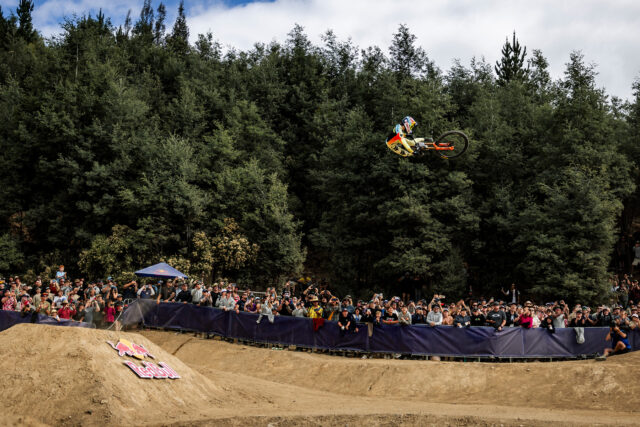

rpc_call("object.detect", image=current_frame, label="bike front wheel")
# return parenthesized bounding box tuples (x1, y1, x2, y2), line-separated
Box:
(434, 130, 469, 159)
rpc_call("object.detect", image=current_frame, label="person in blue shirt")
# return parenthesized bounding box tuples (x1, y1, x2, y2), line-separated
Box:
(602, 317, 631, 358)
(55, 265, 66, 281)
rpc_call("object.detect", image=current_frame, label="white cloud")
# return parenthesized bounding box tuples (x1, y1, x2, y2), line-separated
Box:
(30, 0, 144, 33)
(187, 0, 640, 100)
(20, 0, 640, 99)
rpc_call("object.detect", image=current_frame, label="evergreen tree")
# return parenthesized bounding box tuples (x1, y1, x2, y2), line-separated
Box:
(167, 0, 189, 56)
(0, 7, 13, 47)
(133, 0, 154, 41)
(527, 49, 551, 98)
(495, 31, 528, 85)
(389, 24, 429, 79)
(154, 3, 166, 44)
(16, 0, 36, 42)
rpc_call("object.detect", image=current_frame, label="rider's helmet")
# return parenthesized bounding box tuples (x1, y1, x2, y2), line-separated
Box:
(402, 116, 417, 134)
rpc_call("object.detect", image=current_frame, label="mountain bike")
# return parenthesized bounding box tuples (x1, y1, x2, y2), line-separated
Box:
(386, 130, 469, 159)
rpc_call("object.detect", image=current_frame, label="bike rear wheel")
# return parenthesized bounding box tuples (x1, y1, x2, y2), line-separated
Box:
(434, 130, 469, 159)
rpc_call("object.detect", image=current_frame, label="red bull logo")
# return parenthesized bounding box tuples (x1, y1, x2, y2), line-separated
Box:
(123, 361, 181, 379)
(107, 339, 180, 380)
(107, 339, 155, 359)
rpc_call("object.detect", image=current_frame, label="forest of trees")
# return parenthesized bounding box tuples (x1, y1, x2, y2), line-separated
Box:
(1, 1, 639, 303)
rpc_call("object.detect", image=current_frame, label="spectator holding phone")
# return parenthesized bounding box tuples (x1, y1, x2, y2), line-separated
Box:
(519, 307, 533, 328)
(486, 302, 506, 331)
(601, 318, 631, 358)
(453, 307, 471, 328)
(137, 283, 156, 300)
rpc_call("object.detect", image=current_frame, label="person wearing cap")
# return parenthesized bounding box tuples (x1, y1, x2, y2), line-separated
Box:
(73, 303, 86, 322)
(486, 302, 506, 331)
(470, 305, 486, 326)
(426, 304, 443, 327)
(503, 302, 518, 327)
(190, 282, 203, 305)
(552, 306, 566, 329)
(569, 309, 587, 327)
(629, 313, 640, 329)
(412, 306, 426, 324)
(138, 282, 156, 300)
(338, 306, 357, 335)
(597, 306, 613, 327)
(292, 300, 308, 317)
(441, 307, 454, 325)
(307, 295, 323, 319)
(602, 317, 631, 358)
(122, 280, 139, 300)
(57, 301, 76, 320)
(453, 307, 471, 328)
(215, 289, 234, 310)
(325, 296, 341, 321)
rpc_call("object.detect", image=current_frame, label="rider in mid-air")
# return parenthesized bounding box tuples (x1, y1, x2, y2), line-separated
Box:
(386, 116, 433, 157)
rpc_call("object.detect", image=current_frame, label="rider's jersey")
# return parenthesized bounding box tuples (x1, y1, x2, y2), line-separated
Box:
(387, 124, 416, 157)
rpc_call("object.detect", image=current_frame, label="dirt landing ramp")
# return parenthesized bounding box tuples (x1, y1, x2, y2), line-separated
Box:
(0, 324, 220, 426)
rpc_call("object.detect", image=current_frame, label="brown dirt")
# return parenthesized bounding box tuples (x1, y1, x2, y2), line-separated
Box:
(1, 324, 638, 426)
(0, 324, 221, 426)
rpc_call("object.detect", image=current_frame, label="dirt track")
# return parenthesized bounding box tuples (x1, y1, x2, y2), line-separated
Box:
(1, 324, 638, 426)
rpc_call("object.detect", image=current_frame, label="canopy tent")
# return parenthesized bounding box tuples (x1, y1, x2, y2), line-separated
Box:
(134, 262, 187, 279)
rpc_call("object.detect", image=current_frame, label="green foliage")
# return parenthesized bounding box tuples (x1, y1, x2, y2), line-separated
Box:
(16, 0, 36, 42)
(167, 1, 189, 56)
(78, 225, 153, 281)
(495, 32, 528, 86)
(210, 218, 259, 278)
(0, 11, 638, 303)
(0, 233, 24, 274)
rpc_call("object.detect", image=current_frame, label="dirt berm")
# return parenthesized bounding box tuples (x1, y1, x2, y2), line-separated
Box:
(2, 324, 640, 426)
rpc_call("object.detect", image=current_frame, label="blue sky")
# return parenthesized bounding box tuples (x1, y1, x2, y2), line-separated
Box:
(1, 0, 639, 100)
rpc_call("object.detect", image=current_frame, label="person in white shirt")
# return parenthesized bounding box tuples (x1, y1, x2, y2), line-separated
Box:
(426, 305, 443, 326)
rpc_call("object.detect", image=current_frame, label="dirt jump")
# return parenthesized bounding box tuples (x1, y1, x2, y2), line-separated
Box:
(1, 323, 639, 426)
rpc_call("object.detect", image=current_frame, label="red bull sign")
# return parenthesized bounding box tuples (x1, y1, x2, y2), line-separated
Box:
(107, 339, 180, 379)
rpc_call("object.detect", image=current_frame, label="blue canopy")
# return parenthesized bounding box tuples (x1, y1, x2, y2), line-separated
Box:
(134, 262, 187, 279)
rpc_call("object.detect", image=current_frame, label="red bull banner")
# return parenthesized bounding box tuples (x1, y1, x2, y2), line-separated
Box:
(107, 339, 180, 379)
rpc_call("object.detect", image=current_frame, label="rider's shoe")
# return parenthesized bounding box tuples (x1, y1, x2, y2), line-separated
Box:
(425, 137, 434, 142)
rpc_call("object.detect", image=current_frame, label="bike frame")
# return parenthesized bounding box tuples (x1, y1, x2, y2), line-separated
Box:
(413, 137, 455, 151)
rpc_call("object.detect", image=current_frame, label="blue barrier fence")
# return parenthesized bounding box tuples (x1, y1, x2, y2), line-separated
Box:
(121, 300, 639, 358)
(0, 310, 90, 331)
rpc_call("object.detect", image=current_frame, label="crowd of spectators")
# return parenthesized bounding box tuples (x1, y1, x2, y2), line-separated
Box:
(1, 266, 121, 328)
(1, 268, 638, 356)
